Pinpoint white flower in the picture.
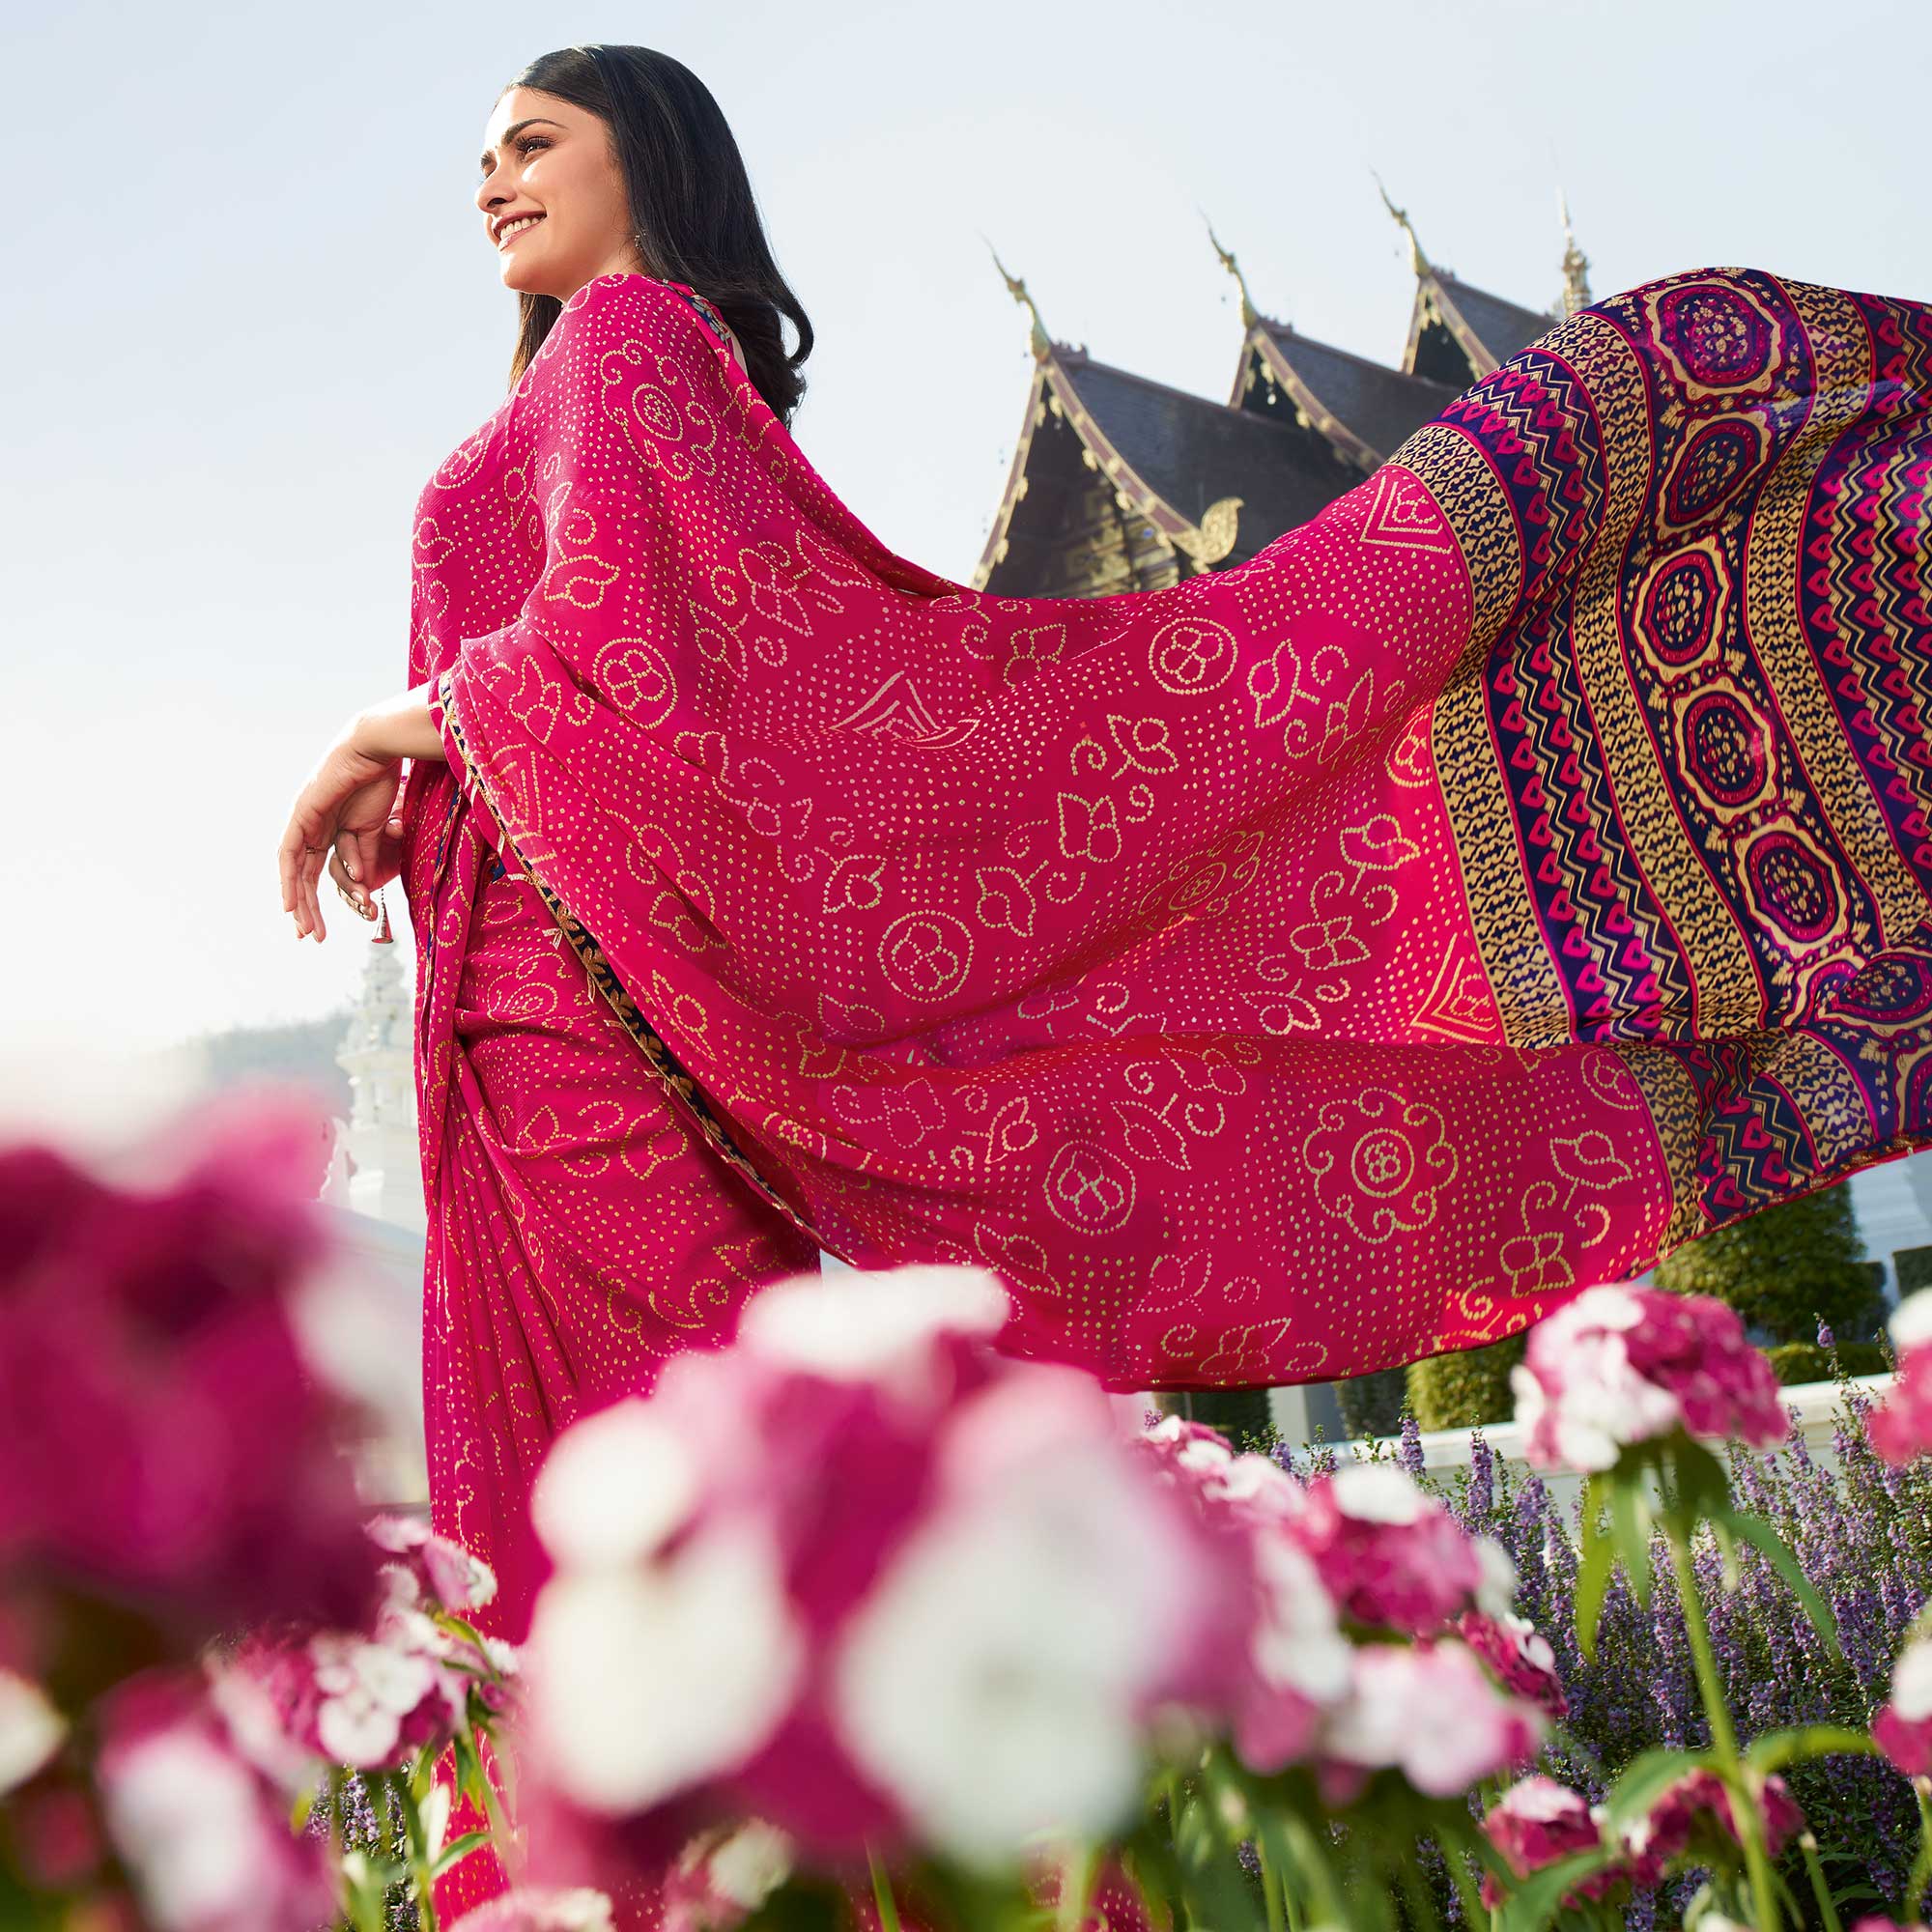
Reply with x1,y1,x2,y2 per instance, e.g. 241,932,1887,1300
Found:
450,1889,617,1932
1892,1290,1932,1356
100,1728,258,1931
1329,1461,1428,1525
1249,1529,1352,1704
1894,1635,1932,1722
528,1518,804,1814
1475,1535,1520,1619
531,1400,697,1570
736,1264,1010,1384
705,1820,795,1908
833,1432,1186,1867
1323,1641,1543,1796
0,1670,64,1795
1511,1311,1681,1473
309,1633,436,1766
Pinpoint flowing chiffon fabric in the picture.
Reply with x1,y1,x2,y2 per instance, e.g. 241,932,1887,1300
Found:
399,263,1932,1917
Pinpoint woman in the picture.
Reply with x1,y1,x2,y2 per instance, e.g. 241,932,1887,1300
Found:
282,39,1932,1689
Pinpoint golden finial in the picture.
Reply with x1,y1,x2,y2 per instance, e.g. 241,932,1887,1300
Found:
1373,172,1429,277
1203,214,1262,329
982,238,1052,360
1558,188,1593,317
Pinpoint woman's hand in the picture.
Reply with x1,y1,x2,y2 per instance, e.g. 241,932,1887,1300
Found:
278,724,402,942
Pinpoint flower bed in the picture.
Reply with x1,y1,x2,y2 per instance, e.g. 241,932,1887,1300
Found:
11,1100,1932,1932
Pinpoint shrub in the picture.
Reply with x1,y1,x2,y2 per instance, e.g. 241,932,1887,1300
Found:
1764,1338,1889,1385
1331,1364,1407,1440
1655,1179,1884,1344
1174,1385,1273,1450
1406,1331,1527,1430
1898,1243,1932,1298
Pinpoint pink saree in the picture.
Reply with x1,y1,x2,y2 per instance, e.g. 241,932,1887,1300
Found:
399,263,1932,1915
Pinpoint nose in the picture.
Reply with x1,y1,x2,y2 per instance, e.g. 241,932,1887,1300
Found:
475,162,510,221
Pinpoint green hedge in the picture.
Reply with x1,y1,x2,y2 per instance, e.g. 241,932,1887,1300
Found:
1898,1244,1932,1298
1169,1386,1274,1450
1655,1179,1883,1344
1763,1339,1890,1385
1406,1331,1528,1431
1332,1365,1407,1441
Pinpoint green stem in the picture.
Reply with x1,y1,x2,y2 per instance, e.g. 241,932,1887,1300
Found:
1666,1527,1780,1932
867,1842,902,1932
1798,1834,1842,1932
1905,1780,1932,1921
1392,1839,1442,1932
471,1734,521,1885
1254,1825,1288,1932
1055,1840,1098,1932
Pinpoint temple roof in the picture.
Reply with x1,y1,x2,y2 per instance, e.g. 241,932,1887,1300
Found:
1430,270,1556,364
1246,320,1457,468
1058,349,1341,543
974,343,1347,593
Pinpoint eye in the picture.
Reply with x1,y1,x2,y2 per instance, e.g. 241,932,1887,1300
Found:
476,134,553,183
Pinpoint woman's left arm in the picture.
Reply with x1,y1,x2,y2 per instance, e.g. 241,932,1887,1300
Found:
353,683,445,763
277,685,445,941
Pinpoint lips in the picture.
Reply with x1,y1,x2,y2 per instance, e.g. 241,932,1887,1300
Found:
497,213,545,248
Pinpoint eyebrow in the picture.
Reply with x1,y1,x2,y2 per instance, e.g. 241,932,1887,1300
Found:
478,118,564,173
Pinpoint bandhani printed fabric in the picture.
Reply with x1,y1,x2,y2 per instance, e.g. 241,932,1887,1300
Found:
399,266,1932,1423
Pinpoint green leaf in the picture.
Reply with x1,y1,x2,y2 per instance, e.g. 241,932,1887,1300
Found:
1718,1508,1845,1659
428,1829,496,1880
1669,1438,1734,1527
1610,1473,1656,1607
1174,1778,1266,1932
1745,1724,1880,1774
1600,1746,1714,1834
1576,1474,1615,1660
1260,1805,1350,1932
1496,1846,1622,1932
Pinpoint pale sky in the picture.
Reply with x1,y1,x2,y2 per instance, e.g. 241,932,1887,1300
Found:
5,0,1929,1118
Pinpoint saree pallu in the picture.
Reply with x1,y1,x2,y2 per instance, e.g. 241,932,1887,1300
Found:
403,264,1932,1413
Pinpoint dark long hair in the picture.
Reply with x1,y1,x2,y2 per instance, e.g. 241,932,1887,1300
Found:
498,45,813,425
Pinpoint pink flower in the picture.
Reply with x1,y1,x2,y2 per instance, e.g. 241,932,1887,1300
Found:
1288,1463,1516,1637
1512,1285,1787,1472
1866,1292,1932,1464
450,1891,617,1932
0,1094,379,1661
521,1264,1226,1869
1849,1920,1932,1932
1873,1634,1932,1776
368,1513,498,1615
95,1668,335,1932
1457,1609,1571,1720
1623,1767,1805,1881
1479,1776,1617,1909
1131,1417,1351,1773
1321,1640,1546,1798
213,1524,512,1779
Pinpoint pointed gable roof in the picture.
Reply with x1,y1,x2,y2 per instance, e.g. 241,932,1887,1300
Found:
974,342,1345,592
1244,320,1457,468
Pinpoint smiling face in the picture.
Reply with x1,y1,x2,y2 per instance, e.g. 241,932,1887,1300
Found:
475,86,645,298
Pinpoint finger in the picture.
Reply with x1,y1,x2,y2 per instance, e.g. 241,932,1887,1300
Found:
328,847,373,920
300,843,328,941
343,831,381,902
278,816,304,915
